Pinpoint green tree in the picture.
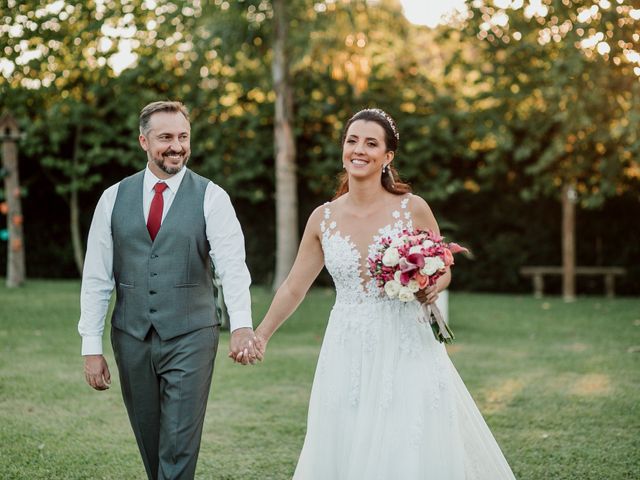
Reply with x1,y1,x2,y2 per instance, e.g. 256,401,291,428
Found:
456,0,640,204
0,1,152,273
448,0,640,298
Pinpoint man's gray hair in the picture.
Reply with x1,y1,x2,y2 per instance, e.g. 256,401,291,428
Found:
139,101,190,135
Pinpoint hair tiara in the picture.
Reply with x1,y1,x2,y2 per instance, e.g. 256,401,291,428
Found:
357,108,399,142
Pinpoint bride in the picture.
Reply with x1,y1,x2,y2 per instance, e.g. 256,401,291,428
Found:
244,108,516,479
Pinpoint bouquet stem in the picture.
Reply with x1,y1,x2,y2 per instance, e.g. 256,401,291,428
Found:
423,303,454,344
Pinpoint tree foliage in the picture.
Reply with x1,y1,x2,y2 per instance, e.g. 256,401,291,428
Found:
451,0,640,207
0,0,638,293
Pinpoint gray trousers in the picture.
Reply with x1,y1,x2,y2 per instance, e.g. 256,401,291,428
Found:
111,325,219,480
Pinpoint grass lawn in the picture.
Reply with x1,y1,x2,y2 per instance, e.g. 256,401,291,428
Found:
0,280,638,479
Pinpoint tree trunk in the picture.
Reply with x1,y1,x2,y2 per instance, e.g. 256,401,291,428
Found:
2,135,25,287
271,0,298,291
70,124,84,275
562,183,576,302
70,183,84,275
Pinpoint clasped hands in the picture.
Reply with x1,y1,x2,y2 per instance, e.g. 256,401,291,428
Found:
228,327,267,365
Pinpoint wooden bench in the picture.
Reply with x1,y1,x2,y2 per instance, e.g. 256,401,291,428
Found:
519,266,627,298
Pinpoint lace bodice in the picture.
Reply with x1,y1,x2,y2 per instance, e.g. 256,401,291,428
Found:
320,195,413,305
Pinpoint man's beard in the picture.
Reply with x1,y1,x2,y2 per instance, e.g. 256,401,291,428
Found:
152,150,189,175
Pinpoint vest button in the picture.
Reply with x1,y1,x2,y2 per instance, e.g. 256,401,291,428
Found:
151,254,159,258
150,308,157,313
149,290,156,295
150,272,158,277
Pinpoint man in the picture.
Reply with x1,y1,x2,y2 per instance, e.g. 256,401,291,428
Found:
78,100,258,479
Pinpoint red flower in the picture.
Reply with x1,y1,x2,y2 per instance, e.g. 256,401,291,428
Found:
398,253,425,285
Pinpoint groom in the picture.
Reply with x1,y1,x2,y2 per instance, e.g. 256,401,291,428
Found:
78,100,258,479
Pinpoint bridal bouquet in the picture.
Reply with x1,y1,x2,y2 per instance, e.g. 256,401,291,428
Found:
368,228,468,344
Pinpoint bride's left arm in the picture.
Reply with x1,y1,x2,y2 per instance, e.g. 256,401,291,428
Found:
410,194,452,300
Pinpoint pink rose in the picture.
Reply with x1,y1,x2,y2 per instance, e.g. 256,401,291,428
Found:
443,249,454,267
415,273,429,289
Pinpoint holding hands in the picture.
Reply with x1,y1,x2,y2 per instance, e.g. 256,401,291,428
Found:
228,327,267,365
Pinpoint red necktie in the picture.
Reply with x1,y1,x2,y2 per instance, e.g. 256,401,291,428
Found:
147,182,168,241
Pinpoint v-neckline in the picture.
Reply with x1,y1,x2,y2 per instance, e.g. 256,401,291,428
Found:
321,195,412,293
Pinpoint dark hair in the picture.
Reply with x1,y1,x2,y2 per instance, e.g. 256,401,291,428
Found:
139,101,190,135
334,108,411,198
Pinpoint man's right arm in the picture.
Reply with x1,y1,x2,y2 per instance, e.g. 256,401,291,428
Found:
78,185,118,356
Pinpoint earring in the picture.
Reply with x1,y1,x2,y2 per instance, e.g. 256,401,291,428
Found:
385,164,395,184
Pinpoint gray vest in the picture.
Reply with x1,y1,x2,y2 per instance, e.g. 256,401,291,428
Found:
110,169,218,341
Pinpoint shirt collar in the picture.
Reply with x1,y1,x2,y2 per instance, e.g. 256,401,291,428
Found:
144,164,188,194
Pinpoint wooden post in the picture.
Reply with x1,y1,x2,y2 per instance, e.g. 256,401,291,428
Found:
533,273,544,298
604,274,615,299
562,184,576,302
0,112,25,287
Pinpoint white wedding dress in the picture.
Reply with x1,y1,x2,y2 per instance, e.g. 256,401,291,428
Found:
293,196,516,479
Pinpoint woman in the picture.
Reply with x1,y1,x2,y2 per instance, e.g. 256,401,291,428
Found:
245,108,516,479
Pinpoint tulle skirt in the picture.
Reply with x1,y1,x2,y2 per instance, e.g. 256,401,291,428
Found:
293,300,516,480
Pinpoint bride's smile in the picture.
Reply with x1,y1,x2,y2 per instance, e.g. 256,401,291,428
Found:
342,119,394,179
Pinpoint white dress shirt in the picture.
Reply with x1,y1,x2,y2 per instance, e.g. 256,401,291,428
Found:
78,166,252,355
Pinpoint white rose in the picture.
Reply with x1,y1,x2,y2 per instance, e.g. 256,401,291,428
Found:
382,247,400,267
421,256,445,276
394,270,403,283
390,237,404,248
407,279,420,293
384,280,401,298
398,286,415,302
409,245,422,255
422,239,434,248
